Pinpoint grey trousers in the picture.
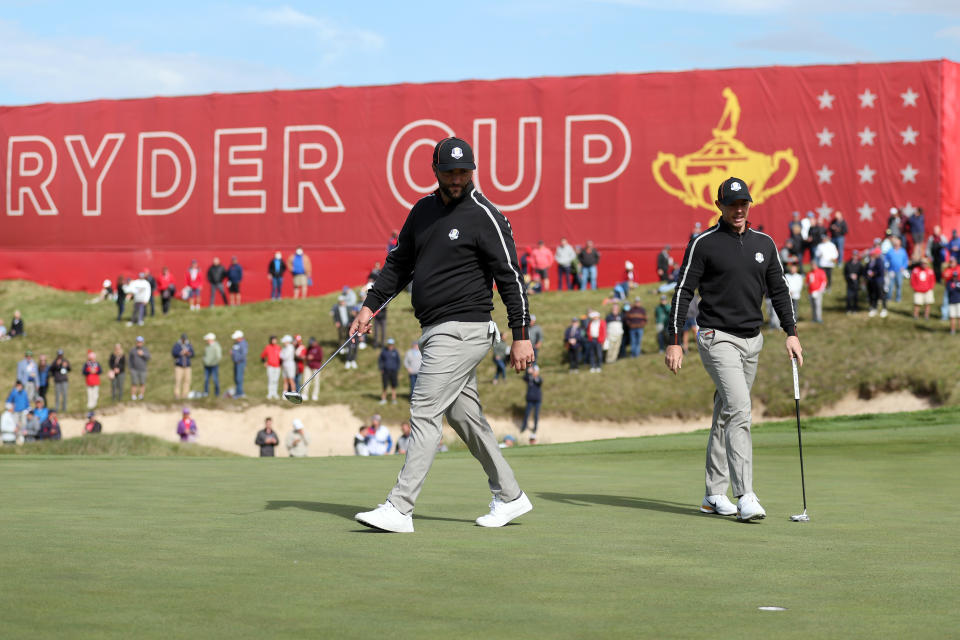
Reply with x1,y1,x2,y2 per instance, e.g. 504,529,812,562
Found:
387,321,521,515
697,328,763,498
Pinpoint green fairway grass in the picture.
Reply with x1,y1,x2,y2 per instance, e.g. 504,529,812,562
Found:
1,410,957,638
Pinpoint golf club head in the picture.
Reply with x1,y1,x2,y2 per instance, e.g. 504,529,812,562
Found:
283,391,304,405
790,512,810,522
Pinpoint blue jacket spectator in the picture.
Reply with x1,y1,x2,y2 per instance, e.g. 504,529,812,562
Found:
378,346,401,372
172,336,194,367
6,382,30,412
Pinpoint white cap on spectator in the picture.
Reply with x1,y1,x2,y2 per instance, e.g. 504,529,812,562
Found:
292,419,304,430
203,332,216,341
231,330,244,340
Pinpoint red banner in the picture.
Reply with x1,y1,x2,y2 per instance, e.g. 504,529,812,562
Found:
0,60,953,299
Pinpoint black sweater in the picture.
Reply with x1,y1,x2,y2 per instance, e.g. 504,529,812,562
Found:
363,184,530,340
667,219,797,343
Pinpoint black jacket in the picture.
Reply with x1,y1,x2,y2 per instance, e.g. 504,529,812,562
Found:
668,219,796,343
363,184,530,340
207,264,226,285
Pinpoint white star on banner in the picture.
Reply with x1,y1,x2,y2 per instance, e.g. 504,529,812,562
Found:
900,125,919,145
857,164,877,184
901,88,919,107
857,202,875,222
901,202,918,217
858,88,877,108
816,127,835,146
816,164,835,184
815,202,834,218
858,126,877,146
901,164,919,183
817,90,835,109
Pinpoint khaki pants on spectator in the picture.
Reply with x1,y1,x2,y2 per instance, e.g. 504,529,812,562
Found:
174,366,192,399
86,385,99,410
303,366,320,401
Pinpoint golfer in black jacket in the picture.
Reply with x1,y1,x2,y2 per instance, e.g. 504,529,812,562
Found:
665,177,803,522
352,137,535,533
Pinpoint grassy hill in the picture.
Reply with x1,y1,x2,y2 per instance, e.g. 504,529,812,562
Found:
1,278,958,424
0,410,956,638
0,432,236,457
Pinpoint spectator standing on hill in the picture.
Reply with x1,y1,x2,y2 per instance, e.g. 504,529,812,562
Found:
844,251,864,313
9,309,24,338
227,256,243,305
129,336,150,401
279,335,296,395
1,403,18,446
521,364,543,439
528,315,544,364
51,350,70,413
108,343,126,402
654,294,671,353
293,335,307,390
829,211,848,264
885,237,909,303
563,316,582,371
785,260,804,321
35,354,50,403
177,408,197,443
332,298,358,369
286,419,310,457
624,299,647,357
949,230,960,262
288,247,312,299
157,267,176,315
604,304,624,364
805,262,827,323
530,240,554,291
32,397,48,426
16,350,38,401
372,304,388,349
578,240,600,290
115,277,129,321
944,257,960,334
378,338,401,405
814,235,839,290
172,334,195,400
84,411,102,435
585,310,606,372
6,381,29,425
555,238,577,290
127,273,151,326
866,248,888,318
207,257,229,307
230,330,248,398
255,417,279,457
909,208,925,259
665,176,802,522
303,337,323,402
82,351,102,410
656,246,675,282
927,225,947,282
910,257,936,320
403,341,421,399
22,408,40,443
185,260,203,311
267,251,286,300
492,337,509,384
202,333,222,397
38,409,61,440
261,336,282,399
144,268,157,317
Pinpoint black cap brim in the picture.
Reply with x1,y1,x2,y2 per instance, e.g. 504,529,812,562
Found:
435,161,476,171
719,193,753,206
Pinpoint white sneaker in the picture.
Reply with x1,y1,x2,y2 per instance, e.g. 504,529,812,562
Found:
880,309,888,318
737,493,767,521
378,398,387,405
476,491,533,527
700,494,737,516
355,502,414,533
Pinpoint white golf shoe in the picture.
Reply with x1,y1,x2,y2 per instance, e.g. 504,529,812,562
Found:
355,502,414,533
737,493,767,521
700,494,737,516
476,492,533,527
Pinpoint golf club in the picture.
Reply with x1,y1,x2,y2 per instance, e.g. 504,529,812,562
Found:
283,289,402,404
790,356,810,522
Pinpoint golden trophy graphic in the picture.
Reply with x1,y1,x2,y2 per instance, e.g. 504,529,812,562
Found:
652,88,798,220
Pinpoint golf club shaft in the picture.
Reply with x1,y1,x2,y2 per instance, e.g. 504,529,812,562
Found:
792,357,808,512
294,289,401,395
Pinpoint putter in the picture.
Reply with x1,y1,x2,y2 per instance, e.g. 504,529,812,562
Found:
790,356,810,522
283,290,402,404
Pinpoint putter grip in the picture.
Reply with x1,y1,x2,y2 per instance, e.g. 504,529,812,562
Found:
791,357,800,400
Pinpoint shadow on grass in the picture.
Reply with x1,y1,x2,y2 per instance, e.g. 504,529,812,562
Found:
264,500,474,524
536,492,704,518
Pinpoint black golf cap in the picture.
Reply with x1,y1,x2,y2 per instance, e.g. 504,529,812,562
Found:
717,177,753,206
433,137,476,171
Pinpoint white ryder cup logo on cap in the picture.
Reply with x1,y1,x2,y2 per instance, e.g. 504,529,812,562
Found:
450,147,464,160
730,181,742,192
755,252,764,263
448,228,460,240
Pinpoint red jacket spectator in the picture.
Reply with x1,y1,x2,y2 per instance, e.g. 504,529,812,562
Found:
910,264,935,293
157,269,175,292
82,355,102,386
530,245,555,271
260,343,281,367
805,267,827,294
185,266,203,289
